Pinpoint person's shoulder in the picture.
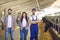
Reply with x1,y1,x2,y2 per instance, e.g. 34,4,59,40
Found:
29,15,32,20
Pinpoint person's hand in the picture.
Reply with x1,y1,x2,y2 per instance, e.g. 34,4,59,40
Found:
33,21,36,24
14,25,16,31
33,21,38,24
3,24,6,30
20,27,23,30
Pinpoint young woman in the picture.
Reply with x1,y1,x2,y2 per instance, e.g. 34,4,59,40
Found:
18,12,29,40
29,8,40,40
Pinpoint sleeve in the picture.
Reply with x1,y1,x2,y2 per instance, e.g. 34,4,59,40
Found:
4,16,6,24
18,18,21,27
13,16,16,24
18,18,22,27
37,15,42,20
29,16,32,20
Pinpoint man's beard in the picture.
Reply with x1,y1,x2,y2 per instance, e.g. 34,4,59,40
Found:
32,13,35,15
8,13,11,15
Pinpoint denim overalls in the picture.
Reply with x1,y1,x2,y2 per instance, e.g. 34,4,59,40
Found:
30,16,38,40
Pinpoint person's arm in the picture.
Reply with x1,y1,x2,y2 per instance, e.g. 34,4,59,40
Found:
35,20,39,23
12,16,16,30
3,17,6,30
18,18,21,27
29,19,38,24
35,15,43,23
3,23,6,30
29,16,40,24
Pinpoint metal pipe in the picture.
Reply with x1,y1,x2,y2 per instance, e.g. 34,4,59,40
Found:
35,0,40,10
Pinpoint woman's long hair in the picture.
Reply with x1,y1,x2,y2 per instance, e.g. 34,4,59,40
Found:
20,12,28,23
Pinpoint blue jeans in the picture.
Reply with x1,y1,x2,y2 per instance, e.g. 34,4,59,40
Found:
20,27,28,40
5,28,14,40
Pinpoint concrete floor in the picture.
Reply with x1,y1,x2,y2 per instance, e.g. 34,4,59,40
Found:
0,22,53,40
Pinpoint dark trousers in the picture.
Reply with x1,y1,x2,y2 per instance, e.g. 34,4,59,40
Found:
30,24,38,40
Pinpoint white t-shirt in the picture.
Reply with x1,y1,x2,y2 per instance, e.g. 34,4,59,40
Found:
29,15,39,21
7,15,12,28
22,18,27,27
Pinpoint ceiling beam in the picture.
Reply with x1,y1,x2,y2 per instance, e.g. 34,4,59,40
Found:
0,0,32,11
0,0,16,5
